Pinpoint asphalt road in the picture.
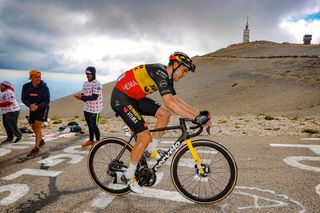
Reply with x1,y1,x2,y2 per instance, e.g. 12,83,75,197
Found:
0,133,319,213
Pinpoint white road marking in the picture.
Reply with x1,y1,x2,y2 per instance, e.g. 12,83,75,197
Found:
0,184,29,206
91,185,307,211
2,142,34,150
38,154,83,167
64,145,89,155
271,143,320,202
42,137,58,141
236,191,288,209
224,186,307,213
0,148,11,157
2,169,62,180
160,141,175,144
316,184,320,196
301,138,320,141
154,172,164,186
90,192,115,209
283,156,320,172
270,144,320,155
132,188,192,203
90,171,165,209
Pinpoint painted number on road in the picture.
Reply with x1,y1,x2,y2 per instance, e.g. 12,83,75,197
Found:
0,184,29,206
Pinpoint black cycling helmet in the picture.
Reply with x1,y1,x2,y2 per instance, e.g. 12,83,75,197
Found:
169,51,196,72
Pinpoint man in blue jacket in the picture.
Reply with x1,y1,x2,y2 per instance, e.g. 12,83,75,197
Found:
22,70,50,157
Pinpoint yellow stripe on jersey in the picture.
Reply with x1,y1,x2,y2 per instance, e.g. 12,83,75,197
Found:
133,65,158,94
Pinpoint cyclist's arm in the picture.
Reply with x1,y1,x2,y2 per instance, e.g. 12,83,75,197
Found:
162,94,197,120
163,94,213,127
172,95,199,116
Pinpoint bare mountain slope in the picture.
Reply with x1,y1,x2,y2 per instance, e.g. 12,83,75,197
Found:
49,41,320,118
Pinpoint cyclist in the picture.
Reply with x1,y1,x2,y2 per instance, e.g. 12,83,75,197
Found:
110,51,212,193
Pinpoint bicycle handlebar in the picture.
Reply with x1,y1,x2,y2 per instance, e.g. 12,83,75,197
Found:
147,117,212,138
181,118,211,138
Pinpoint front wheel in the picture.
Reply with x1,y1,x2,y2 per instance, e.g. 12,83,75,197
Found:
171,139,238,204
88,137,132,195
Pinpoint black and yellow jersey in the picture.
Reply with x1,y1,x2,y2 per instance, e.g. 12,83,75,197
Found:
115,64,176,100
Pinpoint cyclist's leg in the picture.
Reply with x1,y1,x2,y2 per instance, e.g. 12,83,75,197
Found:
154,106,171,137
110,88,150,193
138,98,171,157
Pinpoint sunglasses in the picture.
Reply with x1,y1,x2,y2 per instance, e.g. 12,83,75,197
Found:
182,63,196,72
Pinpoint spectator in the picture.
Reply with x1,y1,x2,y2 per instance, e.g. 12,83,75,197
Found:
0,81,22,143
22,70,50,157
74,66,103,148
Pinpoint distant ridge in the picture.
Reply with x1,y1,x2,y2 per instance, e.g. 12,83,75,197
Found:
205,40,320,58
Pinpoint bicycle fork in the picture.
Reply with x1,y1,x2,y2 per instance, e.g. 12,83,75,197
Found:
185,139,205,175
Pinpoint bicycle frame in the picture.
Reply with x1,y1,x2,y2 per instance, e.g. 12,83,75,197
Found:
124,118,206,174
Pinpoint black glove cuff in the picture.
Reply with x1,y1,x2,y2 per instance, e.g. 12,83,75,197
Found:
200,110,209,116
195,114,210,125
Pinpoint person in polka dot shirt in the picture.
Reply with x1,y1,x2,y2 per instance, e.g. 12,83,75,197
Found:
0,81,22,143
74,66,103,148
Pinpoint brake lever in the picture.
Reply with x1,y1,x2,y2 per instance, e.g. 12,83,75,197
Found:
206,127,211,135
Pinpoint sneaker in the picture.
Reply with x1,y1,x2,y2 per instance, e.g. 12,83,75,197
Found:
27,147,39,157
1,138,13,144
129,178,144,194
81,140,94,148
14,137,22,143
39,139,45,148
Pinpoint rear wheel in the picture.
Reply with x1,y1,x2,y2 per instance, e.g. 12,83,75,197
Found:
88,137,132,195
171,139,237,204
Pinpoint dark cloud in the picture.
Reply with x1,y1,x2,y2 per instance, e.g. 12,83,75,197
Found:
0,0,318,75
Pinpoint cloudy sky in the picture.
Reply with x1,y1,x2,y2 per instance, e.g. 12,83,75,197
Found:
0,0,319,81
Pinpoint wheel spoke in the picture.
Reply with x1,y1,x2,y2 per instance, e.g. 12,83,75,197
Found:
172,140,237,203
88,139,131,194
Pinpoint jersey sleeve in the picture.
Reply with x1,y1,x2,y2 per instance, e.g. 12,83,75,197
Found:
147,64,176,96
92,80,102,95
4,90,15,102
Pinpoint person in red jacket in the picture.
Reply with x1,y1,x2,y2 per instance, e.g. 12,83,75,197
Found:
0,81,22,143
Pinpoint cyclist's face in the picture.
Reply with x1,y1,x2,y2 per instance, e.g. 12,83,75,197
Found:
173,65,189,81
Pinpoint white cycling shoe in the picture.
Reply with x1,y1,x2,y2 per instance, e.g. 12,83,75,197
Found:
129,179,144,194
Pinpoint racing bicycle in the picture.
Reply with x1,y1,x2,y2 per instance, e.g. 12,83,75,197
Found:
88,117,238,204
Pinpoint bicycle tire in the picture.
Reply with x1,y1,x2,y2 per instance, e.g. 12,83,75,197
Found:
170,139,238,204
88,137,132,195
